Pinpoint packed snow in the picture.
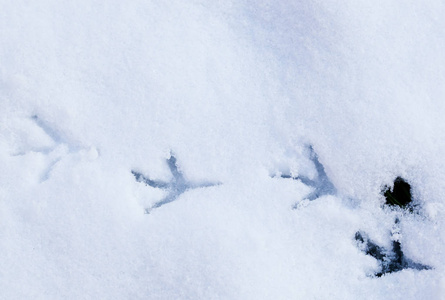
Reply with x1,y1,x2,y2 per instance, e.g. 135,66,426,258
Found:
1,1,445,299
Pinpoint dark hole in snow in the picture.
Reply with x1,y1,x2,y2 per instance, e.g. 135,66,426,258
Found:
383,177,412,209
355,219,432,277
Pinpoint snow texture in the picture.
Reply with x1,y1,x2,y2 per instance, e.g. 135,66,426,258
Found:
1,0,445,299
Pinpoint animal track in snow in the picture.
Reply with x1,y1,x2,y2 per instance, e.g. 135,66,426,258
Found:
355,178,431,277
13,115,97,182
355,218,431,277
274,145,337,202
132,154,220,213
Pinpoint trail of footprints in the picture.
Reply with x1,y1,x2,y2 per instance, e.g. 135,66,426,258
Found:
10,116,433,277
133,146,432,277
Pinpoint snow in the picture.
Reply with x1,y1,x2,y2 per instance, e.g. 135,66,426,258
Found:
1,0,445,299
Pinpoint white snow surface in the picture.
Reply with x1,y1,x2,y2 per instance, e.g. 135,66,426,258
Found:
1,1,445,299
